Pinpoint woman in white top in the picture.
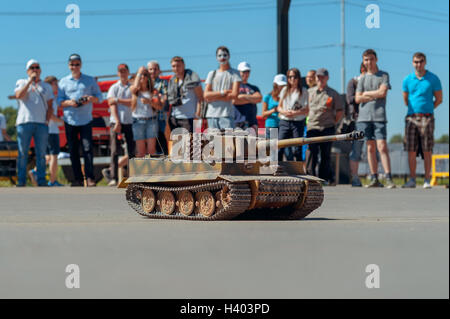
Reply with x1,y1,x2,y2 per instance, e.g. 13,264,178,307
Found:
276,68,309,161
131,67,162,157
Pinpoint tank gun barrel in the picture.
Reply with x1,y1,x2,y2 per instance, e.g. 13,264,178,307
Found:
258,130,365,150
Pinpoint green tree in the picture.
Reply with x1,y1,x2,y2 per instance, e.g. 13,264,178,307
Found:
0,106,18,140
389,134,403,144
436,134,449,144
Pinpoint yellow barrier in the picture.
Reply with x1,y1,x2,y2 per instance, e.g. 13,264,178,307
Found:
431,154,449,186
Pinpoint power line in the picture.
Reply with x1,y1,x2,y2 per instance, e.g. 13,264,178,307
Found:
0,1,338,16
359,0,449,18
347,44,449,57
347,1,449,24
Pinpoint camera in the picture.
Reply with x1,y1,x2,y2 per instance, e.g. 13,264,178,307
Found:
76,96,88,107
171,97,183,107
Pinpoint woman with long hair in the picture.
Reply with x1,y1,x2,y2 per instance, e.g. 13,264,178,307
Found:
276,68,309,161
131,66,163,157
262,74,287,139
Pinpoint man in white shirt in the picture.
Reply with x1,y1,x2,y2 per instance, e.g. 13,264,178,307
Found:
14,59,53,187
102,63,135,186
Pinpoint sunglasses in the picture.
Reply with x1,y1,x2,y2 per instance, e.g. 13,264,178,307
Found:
288,75,298,79
29,66,40,70
70,63,81,67
413,60,425,64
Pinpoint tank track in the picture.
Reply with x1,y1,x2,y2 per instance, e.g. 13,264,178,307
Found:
126,179,324,221
237,180,324,220
125,180,251,220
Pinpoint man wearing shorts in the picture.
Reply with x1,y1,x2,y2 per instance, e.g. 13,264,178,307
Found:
401,52,443,189
355,49,395,188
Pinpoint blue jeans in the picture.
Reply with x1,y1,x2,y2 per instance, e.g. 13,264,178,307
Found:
278,119,305,161
207,117,234,130
17,123,49,185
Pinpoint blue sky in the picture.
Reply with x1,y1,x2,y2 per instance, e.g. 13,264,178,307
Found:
0,0,448,139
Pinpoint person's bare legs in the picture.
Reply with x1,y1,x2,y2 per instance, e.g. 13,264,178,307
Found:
48,154,58,183
376,139,391,175
146,138,156,155
423,151,432,180
135,140,146,158
366,140,378,175
118,155,128,169
408,151,417,178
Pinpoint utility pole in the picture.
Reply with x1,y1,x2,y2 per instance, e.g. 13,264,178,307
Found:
341,0,345,93
277,0,291,75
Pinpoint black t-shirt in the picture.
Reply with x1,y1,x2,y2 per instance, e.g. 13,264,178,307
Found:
234,83,260,127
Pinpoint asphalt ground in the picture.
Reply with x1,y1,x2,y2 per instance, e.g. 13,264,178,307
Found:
0,185,448,299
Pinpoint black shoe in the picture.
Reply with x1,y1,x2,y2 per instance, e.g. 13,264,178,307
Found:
71,180,84,187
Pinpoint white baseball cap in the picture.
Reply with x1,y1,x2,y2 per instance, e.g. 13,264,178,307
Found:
273,74,287,86
237,61,251,72
26,59,39,70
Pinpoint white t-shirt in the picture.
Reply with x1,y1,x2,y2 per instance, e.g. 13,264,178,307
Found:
107,81,133,124
132,91,154,118
0,113,6,142
278,86,308,121
14,79,53,125
205,68,241,118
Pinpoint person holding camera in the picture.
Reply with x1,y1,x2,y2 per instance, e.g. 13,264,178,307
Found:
276,68,309,162
147,61,169,155
167,56,203,132
130,67,163,157
57,54,102,187
14,59,54,187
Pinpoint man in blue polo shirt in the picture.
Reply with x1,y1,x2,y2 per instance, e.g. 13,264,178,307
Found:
401,52,443,189
58,54,102,187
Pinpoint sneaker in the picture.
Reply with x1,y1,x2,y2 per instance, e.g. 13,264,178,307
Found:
28,169,38,186
423,179,432,189
366,179,384,188
402,179,416,188
48,181,64,187
351,176,362,187
108,180,117,187
385,178,396,189
102,168,112,183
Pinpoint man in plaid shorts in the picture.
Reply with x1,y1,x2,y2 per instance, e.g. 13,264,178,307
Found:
401,52,443,189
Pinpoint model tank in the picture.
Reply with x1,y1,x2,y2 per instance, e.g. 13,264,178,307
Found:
119,130,364,220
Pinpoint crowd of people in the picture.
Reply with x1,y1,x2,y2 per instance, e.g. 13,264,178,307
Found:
2,46,442,188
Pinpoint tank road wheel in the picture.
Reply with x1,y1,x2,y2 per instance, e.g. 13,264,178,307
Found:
157,191,176,215
142,189,156,213
195,191,215,217
176,190,195,216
